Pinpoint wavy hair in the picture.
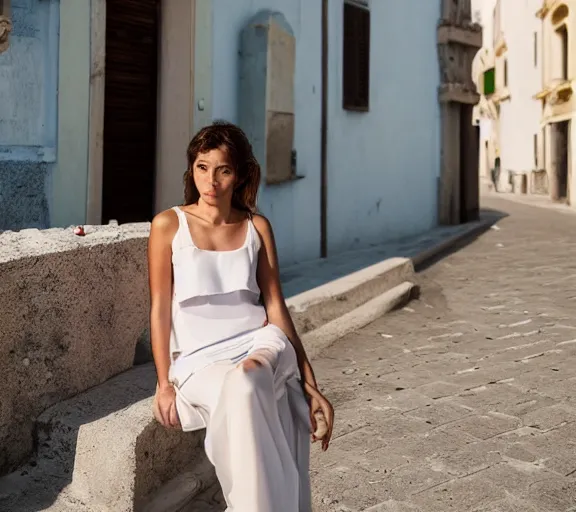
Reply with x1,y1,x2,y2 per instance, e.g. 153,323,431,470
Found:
184,121,261,215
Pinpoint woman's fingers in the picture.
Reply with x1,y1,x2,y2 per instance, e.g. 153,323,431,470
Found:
319,400,334,451
168,400,180,428
309,403,318,440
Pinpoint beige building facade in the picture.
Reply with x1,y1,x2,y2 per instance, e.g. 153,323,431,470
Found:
536,0,576,206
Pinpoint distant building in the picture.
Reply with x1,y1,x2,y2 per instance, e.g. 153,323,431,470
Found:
536,0,576,206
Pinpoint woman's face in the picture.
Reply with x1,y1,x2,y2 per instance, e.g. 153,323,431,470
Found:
192,146,237,207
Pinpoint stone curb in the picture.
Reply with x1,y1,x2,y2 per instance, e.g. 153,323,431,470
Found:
411,218,494,269
287,257,415,335
302,281,415,359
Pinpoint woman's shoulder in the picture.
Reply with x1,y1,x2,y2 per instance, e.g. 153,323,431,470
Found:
251,214,272,235
150,207,179,236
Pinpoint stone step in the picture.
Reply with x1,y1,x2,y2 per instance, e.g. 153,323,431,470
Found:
287,257,415,334
0,364,217,512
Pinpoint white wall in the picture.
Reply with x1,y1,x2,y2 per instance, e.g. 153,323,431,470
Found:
498,0,542,175
326,0,440,253
472,0,497,49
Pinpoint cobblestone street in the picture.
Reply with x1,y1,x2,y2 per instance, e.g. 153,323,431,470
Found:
310,196,576,512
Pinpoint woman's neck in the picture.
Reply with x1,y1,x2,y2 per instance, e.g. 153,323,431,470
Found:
195,198,233,225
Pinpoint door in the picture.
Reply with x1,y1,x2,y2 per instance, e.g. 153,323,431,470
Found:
459,104,480,223
102,0,160,224
550,120,569,201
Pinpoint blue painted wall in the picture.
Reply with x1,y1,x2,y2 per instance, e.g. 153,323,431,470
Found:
211,0,441,266
0,0,59,230
326,0,441,254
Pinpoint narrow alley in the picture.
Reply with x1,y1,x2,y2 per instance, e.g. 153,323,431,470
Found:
309,196,576,512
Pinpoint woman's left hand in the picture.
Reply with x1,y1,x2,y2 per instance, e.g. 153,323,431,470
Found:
304,382,334,451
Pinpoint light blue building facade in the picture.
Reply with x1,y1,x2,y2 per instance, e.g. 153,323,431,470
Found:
1,0,442,268
211,0,441,264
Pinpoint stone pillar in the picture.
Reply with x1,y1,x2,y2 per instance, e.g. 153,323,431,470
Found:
437,0,482,224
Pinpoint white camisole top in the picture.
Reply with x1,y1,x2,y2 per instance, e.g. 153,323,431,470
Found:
169,206,267,361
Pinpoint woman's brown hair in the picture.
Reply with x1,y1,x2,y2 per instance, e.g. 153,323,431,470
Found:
184,120,261,215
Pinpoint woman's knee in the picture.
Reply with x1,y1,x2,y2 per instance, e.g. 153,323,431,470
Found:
224,364,270,400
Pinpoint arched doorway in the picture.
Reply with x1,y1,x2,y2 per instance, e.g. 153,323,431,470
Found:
102,0,160,224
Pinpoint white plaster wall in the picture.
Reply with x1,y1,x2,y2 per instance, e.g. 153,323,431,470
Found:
472,0,497,49
211,0,321,265
498,0,542,175
326,0,440,253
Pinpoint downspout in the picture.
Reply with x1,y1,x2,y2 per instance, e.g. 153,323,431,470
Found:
320,0,328,258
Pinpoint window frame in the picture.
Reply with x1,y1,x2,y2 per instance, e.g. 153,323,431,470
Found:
342,0,370,112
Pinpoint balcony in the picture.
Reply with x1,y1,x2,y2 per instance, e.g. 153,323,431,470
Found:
534,78,573,104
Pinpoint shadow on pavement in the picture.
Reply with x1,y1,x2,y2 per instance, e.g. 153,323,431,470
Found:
414,207,509,273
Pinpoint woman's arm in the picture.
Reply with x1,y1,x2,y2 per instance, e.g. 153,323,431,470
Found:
253,215,334,450
147,210,179,427
252,215,317,388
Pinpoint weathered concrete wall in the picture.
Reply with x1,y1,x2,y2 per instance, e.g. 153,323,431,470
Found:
0,223,150,475
0,160,50,230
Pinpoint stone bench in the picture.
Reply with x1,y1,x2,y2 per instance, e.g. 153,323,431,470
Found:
0,364,218,512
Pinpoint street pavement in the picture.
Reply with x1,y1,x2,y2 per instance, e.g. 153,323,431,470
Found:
310,196,576,512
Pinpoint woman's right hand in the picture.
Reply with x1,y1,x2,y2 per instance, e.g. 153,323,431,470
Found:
154,384,180,429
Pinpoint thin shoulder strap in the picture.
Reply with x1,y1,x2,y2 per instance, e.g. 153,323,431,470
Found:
249,217,262,252
172,206,194,246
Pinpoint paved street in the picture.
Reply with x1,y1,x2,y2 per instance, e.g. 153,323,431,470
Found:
310,196,576,512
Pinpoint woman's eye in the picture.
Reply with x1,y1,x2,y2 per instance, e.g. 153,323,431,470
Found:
197,165,207,172
222,169,232,175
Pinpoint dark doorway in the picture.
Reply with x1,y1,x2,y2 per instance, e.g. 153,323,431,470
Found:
102,0,160,224
459,104,480,223
551,120,569,202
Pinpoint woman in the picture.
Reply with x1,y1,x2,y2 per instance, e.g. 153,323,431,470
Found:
147,121,334,511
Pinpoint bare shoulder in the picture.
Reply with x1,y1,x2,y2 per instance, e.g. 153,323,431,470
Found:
252,214,274,239
150,208,179,240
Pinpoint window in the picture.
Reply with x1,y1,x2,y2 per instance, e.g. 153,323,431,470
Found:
534,133,538,168
557,24,568,79
542,128,546,169
342,0,370,111
534,32,538,67
503,59,508,87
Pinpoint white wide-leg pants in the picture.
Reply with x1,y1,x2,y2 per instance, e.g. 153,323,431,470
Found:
172,325,312,512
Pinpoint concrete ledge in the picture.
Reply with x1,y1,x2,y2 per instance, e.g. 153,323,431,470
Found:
287,257,415,334
0,224,151,474
0,364,216,512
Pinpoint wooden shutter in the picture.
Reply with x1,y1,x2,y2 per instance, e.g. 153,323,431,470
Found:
102,0,159,224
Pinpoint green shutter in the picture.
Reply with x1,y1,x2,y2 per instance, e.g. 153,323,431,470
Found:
484,68,495,95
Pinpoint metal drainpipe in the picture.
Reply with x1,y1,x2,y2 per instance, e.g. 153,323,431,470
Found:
320,0,328,258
